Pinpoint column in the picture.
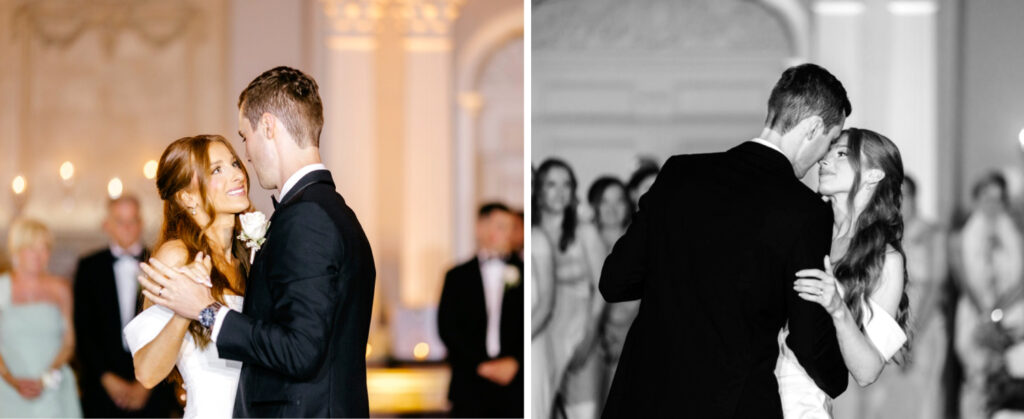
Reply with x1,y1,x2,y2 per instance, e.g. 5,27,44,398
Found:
454,91,483,262
319,0,383,253
398,0,464,308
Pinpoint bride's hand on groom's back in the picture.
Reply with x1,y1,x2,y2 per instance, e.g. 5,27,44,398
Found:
794,256,846,318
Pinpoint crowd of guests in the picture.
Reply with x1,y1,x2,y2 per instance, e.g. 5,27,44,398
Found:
532,158,659,419
532,156,1024,419
0,196,181,417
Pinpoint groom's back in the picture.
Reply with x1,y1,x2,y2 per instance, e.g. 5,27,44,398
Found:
599,142,840,418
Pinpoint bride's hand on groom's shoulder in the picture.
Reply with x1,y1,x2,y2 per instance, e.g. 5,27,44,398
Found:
794,256,846,318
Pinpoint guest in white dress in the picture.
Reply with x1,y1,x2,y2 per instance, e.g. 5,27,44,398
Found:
776,128,911,418
123,135,255,418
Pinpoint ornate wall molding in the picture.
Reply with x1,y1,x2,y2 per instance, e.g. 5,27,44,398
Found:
392,0,465,37
13,0,198,54
532,0,790,54
320,0,387,36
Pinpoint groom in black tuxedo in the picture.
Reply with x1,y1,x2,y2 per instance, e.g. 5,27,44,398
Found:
600,64,853,418
438,203,525,418
139,66,375,417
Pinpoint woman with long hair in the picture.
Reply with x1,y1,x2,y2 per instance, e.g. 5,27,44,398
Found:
0,219,82,417
776,128,911,418
123,135,255,418
534,158,606,419
586,176,637,402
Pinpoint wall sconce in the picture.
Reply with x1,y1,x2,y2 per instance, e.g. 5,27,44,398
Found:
108,177,123,199
59,161,74,184
143,160,158,180
11,176,26,195
1018,128,1024,151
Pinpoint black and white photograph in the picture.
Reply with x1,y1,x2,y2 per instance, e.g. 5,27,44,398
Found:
531,0,1024,418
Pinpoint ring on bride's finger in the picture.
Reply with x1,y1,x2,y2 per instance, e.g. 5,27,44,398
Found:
159,287,165,297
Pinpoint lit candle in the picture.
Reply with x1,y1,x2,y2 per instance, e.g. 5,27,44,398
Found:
413,342,430,360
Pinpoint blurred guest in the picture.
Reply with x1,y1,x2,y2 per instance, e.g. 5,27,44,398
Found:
73,196,176,417
838,175,949,418
625,161,660,207
534,158,605,419
438,203,524,418
586,176,637,401
953,172,1023,419
513,210,525,260
533,226,557,419
0,218,81,417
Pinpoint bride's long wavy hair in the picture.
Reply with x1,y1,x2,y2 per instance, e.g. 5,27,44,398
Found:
832,128,911,362
154,135,252,350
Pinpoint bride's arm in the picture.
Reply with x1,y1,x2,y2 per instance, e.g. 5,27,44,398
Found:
795,252,905,387
132,241,193,389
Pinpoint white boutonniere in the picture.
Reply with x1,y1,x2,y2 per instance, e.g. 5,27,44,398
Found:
238,211,270,264
503,265,520,289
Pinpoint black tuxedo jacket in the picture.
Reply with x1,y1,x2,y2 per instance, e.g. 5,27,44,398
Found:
600,142,849,418
73,248,176,418
437,256,525,418
216,169,376,418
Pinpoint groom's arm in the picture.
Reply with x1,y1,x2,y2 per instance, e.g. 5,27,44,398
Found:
599,157,678,302
784,205,849,398
214,203,344,380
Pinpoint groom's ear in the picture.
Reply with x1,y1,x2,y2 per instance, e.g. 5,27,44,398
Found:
803,116,825,142
260,113,276,140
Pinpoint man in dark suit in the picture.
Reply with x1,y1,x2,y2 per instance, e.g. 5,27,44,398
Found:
600,63,853,418
138,66,376,417
438,203,525,418
73,195,176,417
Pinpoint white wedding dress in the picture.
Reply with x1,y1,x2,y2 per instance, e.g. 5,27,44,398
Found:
775,292,907,418
124,295,244,419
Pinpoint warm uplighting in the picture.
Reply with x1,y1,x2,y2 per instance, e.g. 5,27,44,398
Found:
143,160,159,179
59,161,74,181
12,176,26,195
107,177,123,199
412,342,430,360
366,343,373,359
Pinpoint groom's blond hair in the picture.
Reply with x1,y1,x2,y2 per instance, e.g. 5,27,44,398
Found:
239,66,324,148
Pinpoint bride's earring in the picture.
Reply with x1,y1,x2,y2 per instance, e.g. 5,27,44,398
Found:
190,207,197,215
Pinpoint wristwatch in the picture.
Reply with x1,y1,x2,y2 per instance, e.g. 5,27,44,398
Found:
199,302,224,330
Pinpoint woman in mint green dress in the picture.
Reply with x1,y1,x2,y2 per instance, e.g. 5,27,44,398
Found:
0,218,81,418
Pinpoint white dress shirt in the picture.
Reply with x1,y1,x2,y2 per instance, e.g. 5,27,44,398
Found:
280,163,328,201
750,138,785,156
211,163,329,342
479,255,507,358
111,242,142,350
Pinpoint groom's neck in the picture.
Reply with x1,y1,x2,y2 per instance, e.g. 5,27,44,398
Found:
277,147,323,192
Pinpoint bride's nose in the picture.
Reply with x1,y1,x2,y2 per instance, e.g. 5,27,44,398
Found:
819,158,831,167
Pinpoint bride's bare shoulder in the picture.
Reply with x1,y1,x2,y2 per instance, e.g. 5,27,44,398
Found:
152,240,188,268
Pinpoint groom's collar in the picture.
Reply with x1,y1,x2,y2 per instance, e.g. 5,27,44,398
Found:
274,167,333,209
731,139,796,179
280,163,327,199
